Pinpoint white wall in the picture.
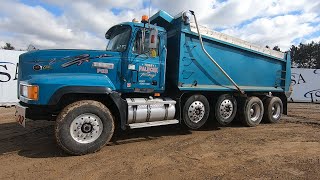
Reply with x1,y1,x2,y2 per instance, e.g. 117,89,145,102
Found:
289,68,320,103
0,50,26,106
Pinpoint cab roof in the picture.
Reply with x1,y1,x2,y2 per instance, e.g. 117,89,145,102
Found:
149,10,175,30
119,22,166,32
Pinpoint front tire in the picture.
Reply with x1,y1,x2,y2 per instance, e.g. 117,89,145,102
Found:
183,94,210,129
55,100,115,155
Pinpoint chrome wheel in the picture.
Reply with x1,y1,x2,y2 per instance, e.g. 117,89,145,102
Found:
70,113,103,144
219,99,234,119
187,101,205,123
271,103,281,119
249,103,261,122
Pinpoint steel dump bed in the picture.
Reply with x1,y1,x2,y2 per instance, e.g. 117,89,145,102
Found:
151,11,291,93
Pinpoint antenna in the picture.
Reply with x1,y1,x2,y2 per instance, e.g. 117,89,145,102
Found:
148,0,151,26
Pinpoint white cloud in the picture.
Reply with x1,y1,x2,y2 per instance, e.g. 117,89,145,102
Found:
0,0,319,51
221,13,320,50
0,1,74,41
0,41,6,48
201,0,320,28
43,0,144,10
152,0,215,19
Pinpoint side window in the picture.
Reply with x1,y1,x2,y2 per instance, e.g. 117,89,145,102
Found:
133,30,159,57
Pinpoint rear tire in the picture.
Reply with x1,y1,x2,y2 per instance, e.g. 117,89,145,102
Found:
263,97,283,123
240,96,264,127
55,100,115,155
215,94,237,126
183,94,210,129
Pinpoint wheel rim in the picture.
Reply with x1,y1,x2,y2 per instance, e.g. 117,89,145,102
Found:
187,101,205,123
70,113,103,144
272,103,281,119
249,103,261,122
219,99,233,120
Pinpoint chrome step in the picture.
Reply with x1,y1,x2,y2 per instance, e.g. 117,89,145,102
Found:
128,119,179,129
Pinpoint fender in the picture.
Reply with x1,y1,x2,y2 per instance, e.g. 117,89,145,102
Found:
109,92,128,130
49,86,128,130
48,86,113,105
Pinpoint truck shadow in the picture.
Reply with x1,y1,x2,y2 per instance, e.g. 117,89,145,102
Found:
0,117,254,158
0,120,219,158
0,121,66,158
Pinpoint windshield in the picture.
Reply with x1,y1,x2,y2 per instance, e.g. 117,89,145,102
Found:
106,25,131,52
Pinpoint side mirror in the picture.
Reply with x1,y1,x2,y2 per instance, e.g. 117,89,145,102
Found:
148,28,158,49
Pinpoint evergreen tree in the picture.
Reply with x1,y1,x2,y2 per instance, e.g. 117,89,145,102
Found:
2,43,15,50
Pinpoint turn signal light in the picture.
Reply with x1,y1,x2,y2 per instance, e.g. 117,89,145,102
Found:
20,84,39,100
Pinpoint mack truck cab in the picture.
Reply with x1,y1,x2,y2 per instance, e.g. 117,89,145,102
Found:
15,10,291,155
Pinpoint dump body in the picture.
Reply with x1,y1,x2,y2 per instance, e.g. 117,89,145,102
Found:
151,11,291,94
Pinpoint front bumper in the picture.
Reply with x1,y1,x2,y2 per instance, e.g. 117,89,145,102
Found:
17,102,56,121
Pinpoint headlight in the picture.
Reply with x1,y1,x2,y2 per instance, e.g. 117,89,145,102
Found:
20,84,39,100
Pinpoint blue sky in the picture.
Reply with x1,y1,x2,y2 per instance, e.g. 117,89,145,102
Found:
21,0,62,14
0,0,319,50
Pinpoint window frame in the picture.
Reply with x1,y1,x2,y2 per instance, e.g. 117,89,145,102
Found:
132,29,160,57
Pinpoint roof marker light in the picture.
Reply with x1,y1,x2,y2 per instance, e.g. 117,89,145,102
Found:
141,15,149,24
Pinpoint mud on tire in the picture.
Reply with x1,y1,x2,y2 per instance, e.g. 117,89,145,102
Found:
55,100,115,155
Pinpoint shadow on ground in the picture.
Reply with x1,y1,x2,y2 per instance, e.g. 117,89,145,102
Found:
0,119,223,158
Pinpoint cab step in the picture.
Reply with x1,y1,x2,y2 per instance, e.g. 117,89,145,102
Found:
128,119,179,129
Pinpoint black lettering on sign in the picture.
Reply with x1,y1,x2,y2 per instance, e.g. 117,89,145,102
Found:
314,69,320,75
0,64,11,82
13,63,19,80
291,73,306,86
304,89,320,103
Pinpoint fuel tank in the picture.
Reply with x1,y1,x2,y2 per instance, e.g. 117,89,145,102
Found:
127,98,176,124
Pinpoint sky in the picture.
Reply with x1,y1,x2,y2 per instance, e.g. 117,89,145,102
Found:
0,0,319,51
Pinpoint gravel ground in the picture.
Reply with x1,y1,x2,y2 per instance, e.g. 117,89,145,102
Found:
0,103,319,179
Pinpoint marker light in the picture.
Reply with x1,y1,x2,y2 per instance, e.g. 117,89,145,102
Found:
182,11,191,24
151,34,155,43
20,84,39,100
141,15,148,23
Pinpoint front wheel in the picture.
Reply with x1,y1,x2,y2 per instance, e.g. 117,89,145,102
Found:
55,100,115,155
183,94,210,129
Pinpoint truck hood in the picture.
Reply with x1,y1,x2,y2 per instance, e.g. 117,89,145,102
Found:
18,49,121,85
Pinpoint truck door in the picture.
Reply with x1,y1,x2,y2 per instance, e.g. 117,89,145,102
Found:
123,29,165,92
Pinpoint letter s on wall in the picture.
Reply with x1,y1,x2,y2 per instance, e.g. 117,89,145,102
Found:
0,64,11,82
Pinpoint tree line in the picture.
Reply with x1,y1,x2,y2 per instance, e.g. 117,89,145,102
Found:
2,41,320,68
290,41,320,68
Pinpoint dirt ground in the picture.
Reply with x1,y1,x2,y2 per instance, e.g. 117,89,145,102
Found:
0,103,319,179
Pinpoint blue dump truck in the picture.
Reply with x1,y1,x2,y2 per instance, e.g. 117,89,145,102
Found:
15,10,291,155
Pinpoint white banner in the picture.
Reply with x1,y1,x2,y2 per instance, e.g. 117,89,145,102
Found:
0,50,26,106
289,68,320,103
